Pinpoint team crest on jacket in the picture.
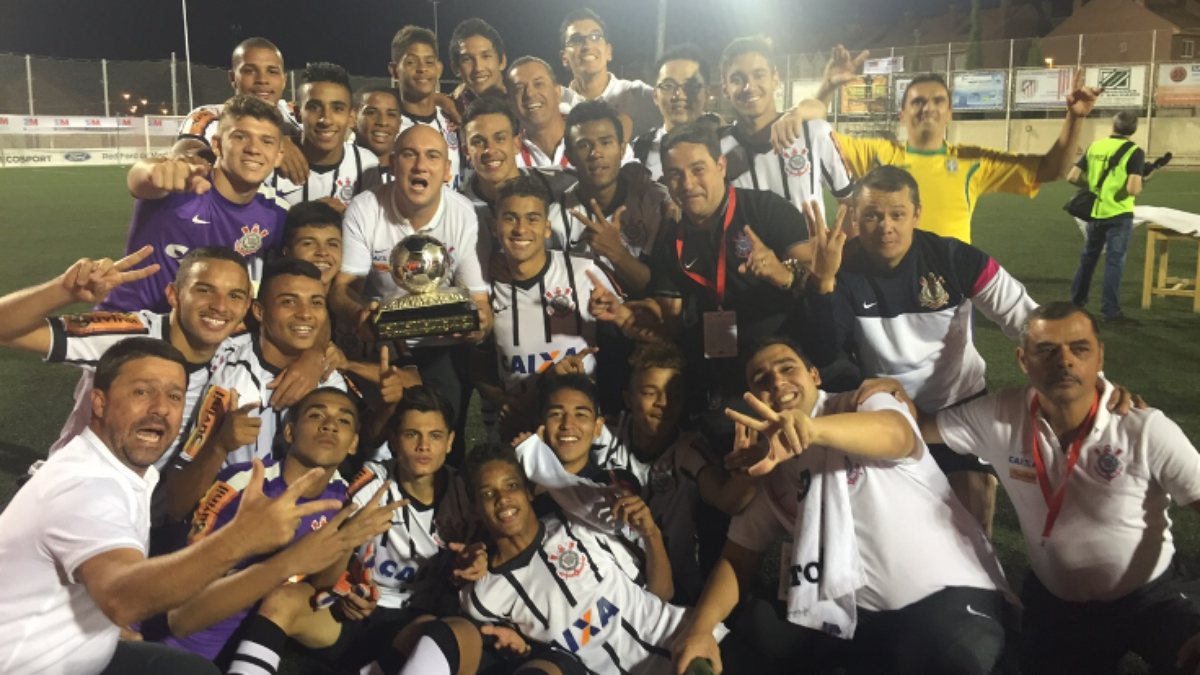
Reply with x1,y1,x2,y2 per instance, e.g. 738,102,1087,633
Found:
545,287,576,315
1093,445,1125,482
733,232,754,258
235,224,269,255
945,159,959,173
845,457,864,486
549,541,586,579
918,273,951,309
621,217,648,248
783,147,810,177
650,466,675,494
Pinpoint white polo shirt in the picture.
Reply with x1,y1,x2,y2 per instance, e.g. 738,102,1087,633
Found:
936,381,1200,602
0,428,157,674
561,74,661,139
728,392,1002,612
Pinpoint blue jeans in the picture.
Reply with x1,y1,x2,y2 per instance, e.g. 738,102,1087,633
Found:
1071,213,1134,319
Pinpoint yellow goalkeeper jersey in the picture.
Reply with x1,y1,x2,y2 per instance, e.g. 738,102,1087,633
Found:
834,134,1042,243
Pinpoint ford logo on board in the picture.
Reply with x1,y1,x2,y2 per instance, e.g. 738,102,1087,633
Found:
64,152,91,162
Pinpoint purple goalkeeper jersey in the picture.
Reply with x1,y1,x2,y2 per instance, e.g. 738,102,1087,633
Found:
98,185,287,313
160,459,348,660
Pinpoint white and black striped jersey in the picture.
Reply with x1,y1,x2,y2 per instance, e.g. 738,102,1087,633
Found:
552,179,672,276
187,338,348,467
464,514,727,675
720,118,854,219
269,143,381,207
630,127,667,181
461,167,576,267
592,414,715,604
349,461,476,611
400,108,463,191
488,251,617,394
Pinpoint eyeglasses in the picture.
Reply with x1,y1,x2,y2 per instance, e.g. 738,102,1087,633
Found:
565,32,605,48
655,79,704,97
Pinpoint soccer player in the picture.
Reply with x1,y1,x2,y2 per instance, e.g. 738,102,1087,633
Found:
447,18,508,112
164,259,348,521
459,442,725,675
508,56,572,169
105,95,289,315
0,247,251,473
800,166,1038,536
173,37,308,185
281,201,344,293
354,85,403,183
904,302,1200,674
481,176,618,417
459,96,576,248
390,26,464,190
0,338,342,674
562,99,673,295
332,124,493,456
719,36,854,218
632,43,711,180
672,337,1006,675
270,62,381,209
159,387,397,668
558,8,660,139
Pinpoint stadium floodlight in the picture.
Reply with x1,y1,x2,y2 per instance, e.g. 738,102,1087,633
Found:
122,93,130,100
1045,57,1054,67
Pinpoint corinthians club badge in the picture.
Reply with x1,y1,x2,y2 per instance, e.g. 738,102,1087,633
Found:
372,233,480,340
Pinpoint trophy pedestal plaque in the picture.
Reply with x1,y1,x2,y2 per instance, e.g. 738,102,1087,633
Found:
371,233,480,340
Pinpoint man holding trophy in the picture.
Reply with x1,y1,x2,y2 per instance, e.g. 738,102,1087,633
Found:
333,125,493,457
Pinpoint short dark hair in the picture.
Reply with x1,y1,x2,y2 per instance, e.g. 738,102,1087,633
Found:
661,120,723,164
463,96,521,137
496,174,551,216
540,372,600,416
353,85,401,110
748,336,816,371
1113,110,1139,136
283,201,342,248
449,18,506,65
1019,302,1100,346
464,442,528,499
175,246,249,289
900,73,950,108
93,337,188,392
392,25,439,64
564,99,625,149
628,342,686,376
560,8,608,46
390,384,457,434
257,258,323,301
720,36,776,78
287,386,361,431
301,62,352,99
231,37,283,70
219,94,285,134
507,55,557,87
656,43,709,84
853,165,922,210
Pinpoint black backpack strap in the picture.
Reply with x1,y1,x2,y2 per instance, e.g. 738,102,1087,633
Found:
633,130,657,165
1093,141,1135,194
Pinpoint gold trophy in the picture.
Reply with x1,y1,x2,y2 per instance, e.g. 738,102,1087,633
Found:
372,233,480,340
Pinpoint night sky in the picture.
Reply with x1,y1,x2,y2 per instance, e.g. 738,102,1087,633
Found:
0,0,1005,79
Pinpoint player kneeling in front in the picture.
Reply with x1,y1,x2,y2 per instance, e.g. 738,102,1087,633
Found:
673,337,1007,675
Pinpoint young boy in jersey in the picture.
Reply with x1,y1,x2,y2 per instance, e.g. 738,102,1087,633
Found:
158,387,398,667
673,337,1007,675
448,18,508,112
106,95,289,315
220,385,477,673
272,62,381,209
390,26,463,189
354,85,403,182
282,201,344,292
561,99,672,297
165,259,350,522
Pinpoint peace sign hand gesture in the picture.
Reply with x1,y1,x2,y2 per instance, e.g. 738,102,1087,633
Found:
571,200,627,262
60,246,161,304
724,392,819,477
1066,68,1104,118
803,200,848,294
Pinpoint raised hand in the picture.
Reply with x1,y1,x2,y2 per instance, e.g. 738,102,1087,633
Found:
553,347,599,377
147,156,211,195
803,200,848,291
587,269,628,323
449,541,489,583
509,425,546,449
281,482,406,578
1066,67,1104,118
824,45,869,90
610,491,660,539
378,345,420,405
737,225,791,288
60,246,161,304
571,200,627,262
215,389,261,455
227,459,347,556
724,422,765,473
724,392,818,476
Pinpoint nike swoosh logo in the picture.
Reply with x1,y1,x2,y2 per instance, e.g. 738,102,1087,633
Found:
965,605,993,620
277,188,302,197
863,302,878,309
191,215,210,225
684,259,699,269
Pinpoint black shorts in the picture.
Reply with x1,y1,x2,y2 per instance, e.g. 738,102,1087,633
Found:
1020,560,1200,675
307,605,427,669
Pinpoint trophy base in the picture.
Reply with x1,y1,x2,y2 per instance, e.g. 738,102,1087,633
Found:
372,290,480,340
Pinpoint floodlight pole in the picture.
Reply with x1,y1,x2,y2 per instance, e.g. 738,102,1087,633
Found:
25,54,34,116
428,0,441,43
182,0,195,112
656,0,668,61
102,58,111,118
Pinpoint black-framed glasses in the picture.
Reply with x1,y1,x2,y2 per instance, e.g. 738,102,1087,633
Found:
565,32,605,48
655,79,704,97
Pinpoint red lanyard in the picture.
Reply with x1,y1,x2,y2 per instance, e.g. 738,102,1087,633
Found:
676,187,737,306
519,138,569,168
1029,391,1100,540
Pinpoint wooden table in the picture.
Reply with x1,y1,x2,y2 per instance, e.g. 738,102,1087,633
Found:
1141,223,1200,312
